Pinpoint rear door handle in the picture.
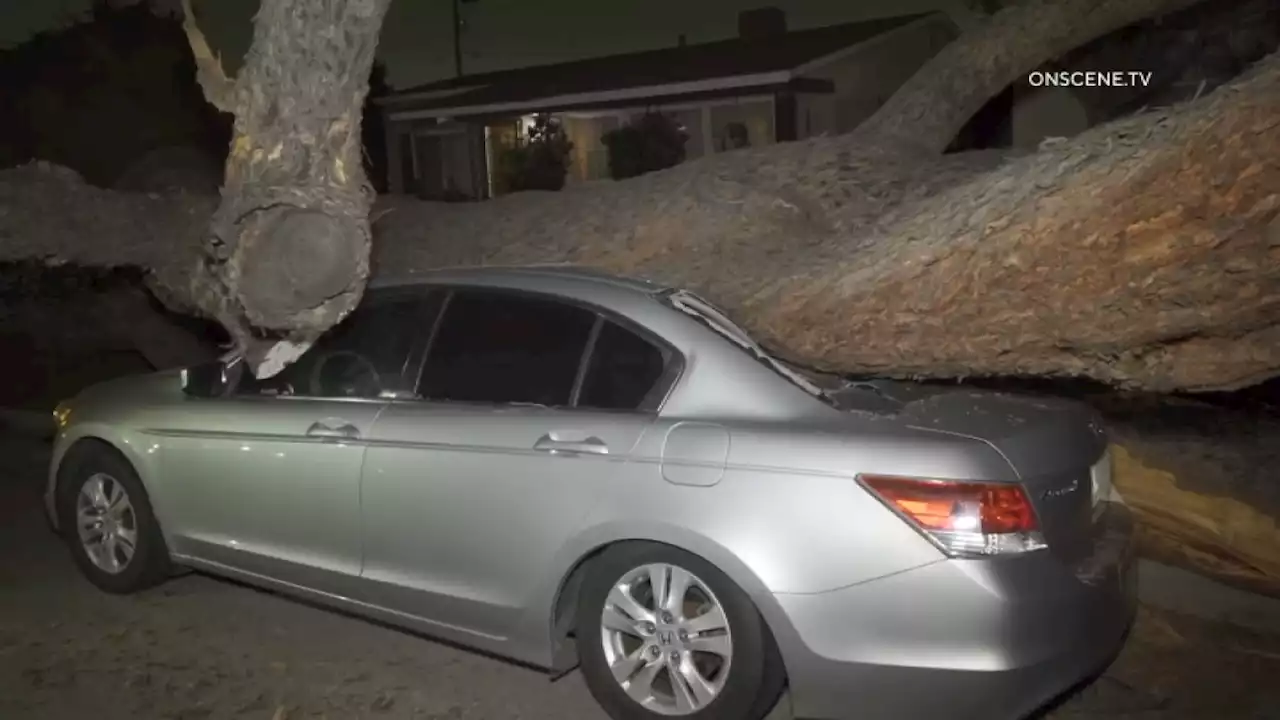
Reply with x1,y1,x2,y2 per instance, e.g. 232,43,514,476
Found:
306,420,361,440
533,434,609,456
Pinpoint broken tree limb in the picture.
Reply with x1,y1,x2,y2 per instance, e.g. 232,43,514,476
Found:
179,0,236,113
182,0,392,374
1112,442,1280,598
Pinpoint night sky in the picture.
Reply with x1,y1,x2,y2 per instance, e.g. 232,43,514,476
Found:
2,0,953,88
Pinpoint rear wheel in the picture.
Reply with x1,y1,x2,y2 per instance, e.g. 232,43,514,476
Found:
56,443,172,594
576,542,785,720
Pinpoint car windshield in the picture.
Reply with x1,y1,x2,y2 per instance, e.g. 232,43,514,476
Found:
659,289,841,401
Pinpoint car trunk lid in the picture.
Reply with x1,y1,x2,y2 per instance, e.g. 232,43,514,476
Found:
828,381,1110,562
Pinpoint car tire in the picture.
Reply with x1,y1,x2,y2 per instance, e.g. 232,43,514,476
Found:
576,542,786,720
56,442,172,594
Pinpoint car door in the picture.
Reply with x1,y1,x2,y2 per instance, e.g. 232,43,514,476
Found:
158,288,440,592
358,288,676,639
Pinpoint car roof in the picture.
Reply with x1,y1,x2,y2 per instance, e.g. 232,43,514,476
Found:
370,264,672,296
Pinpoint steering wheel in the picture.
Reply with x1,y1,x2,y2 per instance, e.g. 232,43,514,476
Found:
309,351,383,398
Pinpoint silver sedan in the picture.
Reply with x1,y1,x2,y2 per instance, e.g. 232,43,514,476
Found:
45,265,1137,720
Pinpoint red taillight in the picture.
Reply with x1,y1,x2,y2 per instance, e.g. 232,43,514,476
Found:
860,475,1046,556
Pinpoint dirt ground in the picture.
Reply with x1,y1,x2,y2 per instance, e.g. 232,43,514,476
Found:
1,430,1279,720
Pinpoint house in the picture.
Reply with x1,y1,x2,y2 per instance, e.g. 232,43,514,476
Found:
376,7,1088,199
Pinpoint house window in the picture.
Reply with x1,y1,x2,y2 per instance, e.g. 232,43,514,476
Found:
719,122,751,150
710,99,775,152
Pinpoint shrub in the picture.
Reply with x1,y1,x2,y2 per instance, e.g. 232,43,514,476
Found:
601,112,688,180
495,114,573,192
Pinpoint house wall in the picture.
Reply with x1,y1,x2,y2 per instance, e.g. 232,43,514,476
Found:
560,114,620,183
795,16,958,138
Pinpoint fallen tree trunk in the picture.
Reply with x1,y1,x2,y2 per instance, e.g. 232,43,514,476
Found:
1113,442,1280,599
174,0,1264,377
11,0,1273,392
373,54,1280,394
5,50,1276,392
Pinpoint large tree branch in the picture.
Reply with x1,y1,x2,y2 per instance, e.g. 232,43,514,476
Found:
0,163,213,301
855,0,1209,153
179,0,237,113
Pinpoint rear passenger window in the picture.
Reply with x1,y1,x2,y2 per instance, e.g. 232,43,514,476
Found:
419,290,596,406
578,321,667,411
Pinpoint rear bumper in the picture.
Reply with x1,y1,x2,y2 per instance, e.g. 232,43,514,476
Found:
773,502,1137,720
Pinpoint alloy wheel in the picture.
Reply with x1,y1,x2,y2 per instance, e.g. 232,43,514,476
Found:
599,562,734,716
75,472,138,574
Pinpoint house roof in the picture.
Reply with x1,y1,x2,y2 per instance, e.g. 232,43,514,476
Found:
381,11,938,119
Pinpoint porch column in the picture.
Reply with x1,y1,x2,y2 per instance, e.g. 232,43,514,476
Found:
470,124,489,199
700,106,714,154
384,114,407,194
774,90,798,142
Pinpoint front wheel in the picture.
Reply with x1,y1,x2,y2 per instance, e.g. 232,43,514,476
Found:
576,543,785,720
56,443,172,594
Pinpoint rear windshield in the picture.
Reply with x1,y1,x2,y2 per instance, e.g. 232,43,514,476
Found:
659,289,839,402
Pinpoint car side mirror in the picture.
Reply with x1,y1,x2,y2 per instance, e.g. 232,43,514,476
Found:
181,359,241,398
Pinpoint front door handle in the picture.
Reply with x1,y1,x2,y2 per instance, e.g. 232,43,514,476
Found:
533,434,609,456
306,420,361,440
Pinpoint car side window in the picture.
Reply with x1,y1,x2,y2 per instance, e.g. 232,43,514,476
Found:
418,290,596,407
237,291,439,399
577,320,668,411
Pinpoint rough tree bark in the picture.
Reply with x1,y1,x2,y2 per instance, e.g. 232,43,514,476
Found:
178,0,391,374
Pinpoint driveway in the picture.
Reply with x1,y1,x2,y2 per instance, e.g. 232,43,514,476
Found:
1,428,1277,720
